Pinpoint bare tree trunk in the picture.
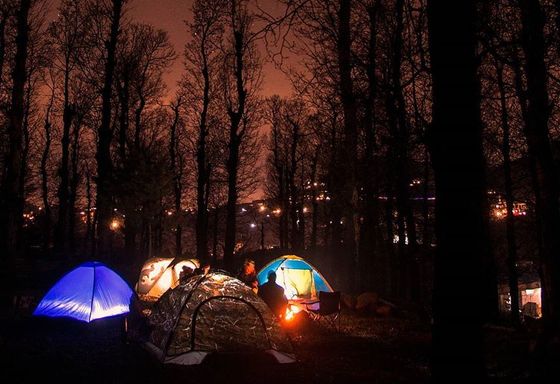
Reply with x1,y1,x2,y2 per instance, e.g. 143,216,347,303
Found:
385,187,397,296
428,0,488,380
223,1,247,271
0,6,7,87
224,133,240,270
359,1,380,292
287,117,301,250
337,0,359,291
20,72,32,232
96,0,123,258
0,0,31,278
117,75,129,163
388,0,416,299
280,166,288,248
519,0,560,373
212,206,219,265
170,99,183,258
310,152,319,250
496,60,521,327
54,55,75,254
196,44,211,261
421,147,431,246
68,117,82,255
133,95,145,149
85,171,93,257
41,86,55,253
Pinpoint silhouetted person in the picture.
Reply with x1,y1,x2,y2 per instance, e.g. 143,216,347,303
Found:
258,271,288,319
237,259,258,293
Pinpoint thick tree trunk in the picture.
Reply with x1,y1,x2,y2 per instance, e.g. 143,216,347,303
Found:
41,89,55,253
385,187,396,296
0,8,7,88
360,1,380,292
310,153,319,250
170,100,183,258
85,172,93,257
496,61,521,327
421,147,431,245
428,0,488,381
337,0,359,291
196,49,211,261
223,4,247,271
20,73,32,236
388,0,416,299
68,117,82,254
0,0,31,276
96,0,122,258
287,117,301,250
54,59,74,254
280,166,289,249
224,135,240,270
519,0,560,374
212,207,219,264
133,95,145,149
117,76,129,163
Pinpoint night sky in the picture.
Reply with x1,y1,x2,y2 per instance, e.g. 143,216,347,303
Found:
128,0,294,98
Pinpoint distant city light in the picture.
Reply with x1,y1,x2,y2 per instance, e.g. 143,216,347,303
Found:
110,220,120,231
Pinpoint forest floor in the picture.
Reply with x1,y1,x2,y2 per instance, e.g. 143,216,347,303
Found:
0,309,431,384
0,305,542,384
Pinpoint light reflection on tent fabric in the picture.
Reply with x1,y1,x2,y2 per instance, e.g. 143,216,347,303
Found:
257,255,333,301
33,262,133,323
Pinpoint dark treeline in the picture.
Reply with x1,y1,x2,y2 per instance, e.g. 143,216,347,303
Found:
2,0,560,380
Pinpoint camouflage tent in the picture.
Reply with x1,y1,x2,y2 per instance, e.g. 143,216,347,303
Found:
142,272,295,365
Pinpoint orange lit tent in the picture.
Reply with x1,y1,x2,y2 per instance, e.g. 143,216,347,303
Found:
135,257,199,300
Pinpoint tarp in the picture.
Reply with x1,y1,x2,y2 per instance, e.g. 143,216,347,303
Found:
141,272,295,365
257,255,333,300
33,261,133,322
136,257,199,300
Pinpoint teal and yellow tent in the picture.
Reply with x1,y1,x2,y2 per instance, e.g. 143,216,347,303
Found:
257,255,333,300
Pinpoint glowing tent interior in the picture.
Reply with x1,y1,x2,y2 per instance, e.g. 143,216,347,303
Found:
135,257,199,300
257,255,333,300
140,272,295,365
33,261,133,323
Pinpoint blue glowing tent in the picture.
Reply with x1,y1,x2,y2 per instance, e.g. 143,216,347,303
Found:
257,255,333,300
33,261,133,322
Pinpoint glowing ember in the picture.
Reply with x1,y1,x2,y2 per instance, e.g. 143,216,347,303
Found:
285,307,294,321
284,305,301,321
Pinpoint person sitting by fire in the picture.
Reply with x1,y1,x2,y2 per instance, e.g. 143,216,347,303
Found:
237,259,259,293
258,271,288,319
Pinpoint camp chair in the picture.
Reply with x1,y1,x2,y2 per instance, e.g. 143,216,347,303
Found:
305,291,341,331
